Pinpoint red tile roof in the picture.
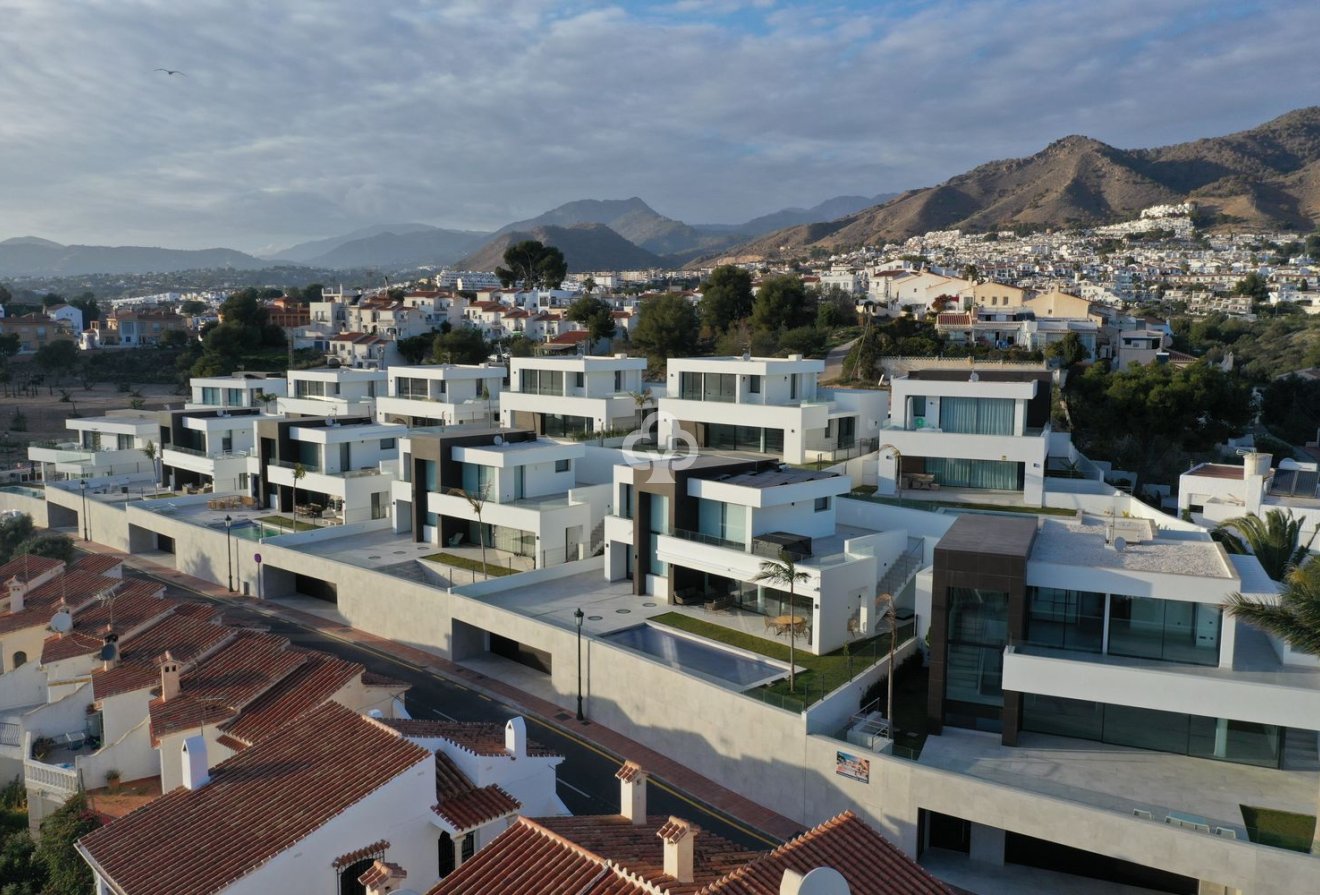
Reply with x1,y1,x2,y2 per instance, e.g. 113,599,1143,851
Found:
92,606,231,700
0,569,118,636
383,718,560,758
1186,463,1244,480
359,860,406,888
77,703,430,895
0,554,62,584
425,811,949,895
431,752,521,832
333,839,389,870
616,760,645,783
41,588,174,664
218,650,362,748
71,554,124,576
549,330,591,345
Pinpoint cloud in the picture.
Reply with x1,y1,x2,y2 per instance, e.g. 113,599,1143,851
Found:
0,0,1315,252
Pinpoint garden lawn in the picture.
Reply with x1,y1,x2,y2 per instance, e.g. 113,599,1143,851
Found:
1240,805,1316,852
423,552,519,577
255,515,317,532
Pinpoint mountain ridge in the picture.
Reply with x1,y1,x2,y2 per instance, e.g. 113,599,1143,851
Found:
456,223,664,274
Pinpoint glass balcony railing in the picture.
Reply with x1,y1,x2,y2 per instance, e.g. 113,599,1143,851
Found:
669,527,746,551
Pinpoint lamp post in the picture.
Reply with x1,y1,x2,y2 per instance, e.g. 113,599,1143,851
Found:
79,479,89,541
878,591,896,736
224,514,234,593
574,607,585,721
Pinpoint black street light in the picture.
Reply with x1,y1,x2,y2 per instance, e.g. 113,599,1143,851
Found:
79,479,89,541
574,607,585,722
224,514,234,593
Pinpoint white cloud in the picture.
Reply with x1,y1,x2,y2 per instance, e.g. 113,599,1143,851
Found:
0,0,1315,251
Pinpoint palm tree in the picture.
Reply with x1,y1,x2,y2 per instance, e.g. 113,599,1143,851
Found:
142,440,160,491
1213,508,1317,581
481,384,493,427
292,462,306,529
629,388,652,432
754,551,810,693
450,486,490,575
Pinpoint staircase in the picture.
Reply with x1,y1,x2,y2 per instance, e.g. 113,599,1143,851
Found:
877,537,925,598
588,518,607,557
1283,728,1320,771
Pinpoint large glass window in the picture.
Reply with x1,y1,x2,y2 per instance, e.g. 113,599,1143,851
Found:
1108,596,1220,666
697,498,747,547
945,587,1009,710
647,494,669,576
542,413,592,437
395,376,429,399
926,457,1021,490
1023,695,1283,768
705,424,784,454
939,397,1014,435
1025,587,1104,653
521,369,564,396
200,386,220,405
459,462,494,497
679,372,735,402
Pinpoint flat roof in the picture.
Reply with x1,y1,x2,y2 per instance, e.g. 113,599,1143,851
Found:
1031,518,1232,579
936,514,1037,556
718,467,840,488
1185,463,1244,480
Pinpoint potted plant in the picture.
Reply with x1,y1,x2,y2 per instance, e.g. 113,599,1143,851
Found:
31,736,55,762
104,769,121,794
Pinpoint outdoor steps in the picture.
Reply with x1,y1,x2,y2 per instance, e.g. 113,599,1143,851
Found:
877,537,926,598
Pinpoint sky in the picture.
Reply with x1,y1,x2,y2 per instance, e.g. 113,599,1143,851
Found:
1,0,1317,254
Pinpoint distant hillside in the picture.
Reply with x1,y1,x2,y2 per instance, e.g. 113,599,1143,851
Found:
0,238,273,277
296,227,490,270
706,194,899,236
267,223,440,263
718,107,1320,260
494,197,735,257
457,223,664,273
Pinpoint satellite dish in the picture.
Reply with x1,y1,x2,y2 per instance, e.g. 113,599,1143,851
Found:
49,610,73,634
492,435,504,445
1113,536,1127,553
99,642,119,662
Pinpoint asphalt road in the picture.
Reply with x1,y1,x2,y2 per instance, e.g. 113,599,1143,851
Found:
126,565,780,851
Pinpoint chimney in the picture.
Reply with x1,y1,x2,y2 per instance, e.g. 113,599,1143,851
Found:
504,716,526,758
159,651,181,702
657,817,696,884
779,867,850,895
6,577,25,614
181,734,208,790
101,626,119,671
616,760,647,825
359,860,407,895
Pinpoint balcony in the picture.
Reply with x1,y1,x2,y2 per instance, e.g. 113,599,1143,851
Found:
164,443,250,460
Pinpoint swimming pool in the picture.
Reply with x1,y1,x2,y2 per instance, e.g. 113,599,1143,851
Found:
602,623,789,689
221,521,282,541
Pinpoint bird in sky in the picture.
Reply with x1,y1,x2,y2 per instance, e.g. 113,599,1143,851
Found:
154,68,185,76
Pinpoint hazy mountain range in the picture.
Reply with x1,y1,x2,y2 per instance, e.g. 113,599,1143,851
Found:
4,107,1320,279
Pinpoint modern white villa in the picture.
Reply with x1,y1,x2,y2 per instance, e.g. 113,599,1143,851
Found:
278,367,386,418
1179,451,1320,541
377,363,504,428
501,355,649,438
158,406,263,493
657,356,886,465
186,371,287,410
27,411,159,482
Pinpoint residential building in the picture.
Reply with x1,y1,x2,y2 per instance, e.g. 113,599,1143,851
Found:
43,302,83,333
605,455,914,654
658,356,886,465
0,313,73,352
502,355,648,438
970,281,1029,310
377,364,504,428
187,371,287,411
396,428,610,568
264,296,311,328
108,309,189,346
328,331,395,369
878,368,1055,506
428,763,948,895
27,411,158,481
1115,327,1172,370
279,367,386,418
254,415,401,523
158,406,263,493
1179,451,1320,541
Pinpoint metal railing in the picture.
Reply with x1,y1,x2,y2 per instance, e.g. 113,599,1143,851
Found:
166,444,251,459
669,528,747,551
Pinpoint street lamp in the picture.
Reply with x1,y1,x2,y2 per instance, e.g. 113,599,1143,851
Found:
79,479,89,541
224,514,234,593
574,607,585,721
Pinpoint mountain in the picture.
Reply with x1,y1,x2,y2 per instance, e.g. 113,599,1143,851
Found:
705,194,900,236
0,238,272,277
493,197,733,257
457,223,663,273
267,223,489,269
718,107,1320,260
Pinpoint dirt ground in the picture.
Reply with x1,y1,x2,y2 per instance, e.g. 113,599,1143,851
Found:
0,378,181,466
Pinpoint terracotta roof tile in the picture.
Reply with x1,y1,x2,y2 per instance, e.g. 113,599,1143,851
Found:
359,860,406,888
1187,463,1245,480
425,818,613,895
333,839,390,870
41,589,173,664
219,650,362,747
77,703,429,895
71,554,124,576
434,784,521,832
0,555,62,584
616,760,645,783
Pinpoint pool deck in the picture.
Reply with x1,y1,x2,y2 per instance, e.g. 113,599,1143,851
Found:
468,570,667,636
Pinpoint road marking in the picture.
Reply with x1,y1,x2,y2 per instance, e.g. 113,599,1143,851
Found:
428,707,458,721
558,780,594,799
128,561,780,847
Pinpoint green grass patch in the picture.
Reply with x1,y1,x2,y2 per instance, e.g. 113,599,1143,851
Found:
142,492,181,500
422,552,519,577
255,515,317,532
842,492,1078,516
1241,805,1316,852
649,611,912,710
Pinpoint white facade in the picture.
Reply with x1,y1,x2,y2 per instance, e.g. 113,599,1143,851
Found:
377,364,504,427
279,367,385,418
28,412,159,481
188,373,287,410
262,419,403,524
501,355,648,437
161,409,263,493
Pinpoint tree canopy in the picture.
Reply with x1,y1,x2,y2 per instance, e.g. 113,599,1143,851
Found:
750,274,814,333
565,295,616,345
632,293,699,368
432,327,490,365
1213,509,1315,581
699,266,753,333
495,241,567,292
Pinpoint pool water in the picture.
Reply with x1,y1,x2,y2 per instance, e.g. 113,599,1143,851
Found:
226,522,282,541
603,623,788,689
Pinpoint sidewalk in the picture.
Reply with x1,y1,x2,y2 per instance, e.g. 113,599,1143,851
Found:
77,539,804,842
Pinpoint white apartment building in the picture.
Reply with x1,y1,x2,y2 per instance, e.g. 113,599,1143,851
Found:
502,355,648,438
279,367,386,418
158,406,264,493
396,428,611,568
1179,452,1320,542
878,369,1054,506
187,372,287,410
254,416,402,524
27,411,159,482
377,364,504,428
658,356,886,465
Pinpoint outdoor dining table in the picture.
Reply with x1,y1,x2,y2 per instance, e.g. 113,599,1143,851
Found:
771,614,807,636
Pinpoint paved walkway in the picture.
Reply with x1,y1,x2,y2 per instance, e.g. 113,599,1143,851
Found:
78,539,803,842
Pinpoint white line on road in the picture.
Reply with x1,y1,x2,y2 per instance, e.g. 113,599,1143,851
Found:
428,706,458,721
558,780,594,799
